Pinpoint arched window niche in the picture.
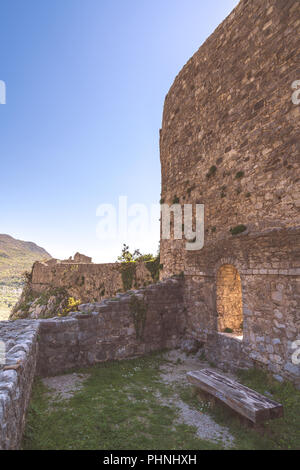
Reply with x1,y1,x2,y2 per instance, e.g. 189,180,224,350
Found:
216,264,243,340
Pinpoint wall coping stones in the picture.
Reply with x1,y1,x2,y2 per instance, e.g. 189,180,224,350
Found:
0,320,40,449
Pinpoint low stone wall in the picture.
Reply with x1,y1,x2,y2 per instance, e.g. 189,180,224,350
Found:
204,333,253,372
37,278,185,376
0,321,40,450
0,278,185,449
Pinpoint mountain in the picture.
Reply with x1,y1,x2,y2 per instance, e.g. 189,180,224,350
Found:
0,234,51,320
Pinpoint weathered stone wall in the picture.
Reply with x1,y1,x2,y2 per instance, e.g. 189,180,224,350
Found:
160,0,300,277
0,321,40,449
159,0,300,388
0,278,185,448
1,0,300,450
183,229,300,387
205,333,253,373
37,278,185,376
30,259,154,304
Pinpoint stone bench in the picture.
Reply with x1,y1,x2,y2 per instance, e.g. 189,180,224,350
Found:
187,369,283,424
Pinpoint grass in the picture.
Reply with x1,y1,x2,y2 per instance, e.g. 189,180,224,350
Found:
22,354,219,450
22,354,300,450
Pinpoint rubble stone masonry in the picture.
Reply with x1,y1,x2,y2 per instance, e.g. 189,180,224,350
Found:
160,0,300,386
29,258,154,303
0,0,300,451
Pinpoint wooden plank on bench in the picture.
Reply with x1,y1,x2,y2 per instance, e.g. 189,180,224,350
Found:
187,369,283,423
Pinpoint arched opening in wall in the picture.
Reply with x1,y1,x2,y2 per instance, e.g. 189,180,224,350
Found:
216,265,243,339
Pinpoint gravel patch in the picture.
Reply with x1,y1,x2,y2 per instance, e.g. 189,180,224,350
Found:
42,373,90,403
159,350,235,448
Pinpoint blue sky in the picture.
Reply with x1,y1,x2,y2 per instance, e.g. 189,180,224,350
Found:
0,0,239,262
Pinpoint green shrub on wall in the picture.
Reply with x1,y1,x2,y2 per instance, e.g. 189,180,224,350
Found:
206,165,217,178
120,262,137,291
230,225,247,236
145,254,162,282
129,294,148,340
117,244,161,291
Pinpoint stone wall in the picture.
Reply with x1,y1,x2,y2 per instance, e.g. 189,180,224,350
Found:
29,259,155,304
0,321,40,449
1,0,300,451
0,278,185,449
37,278,185,376
183,229,300,387
204,333,253,373
160,0,300,277
159,0,300,388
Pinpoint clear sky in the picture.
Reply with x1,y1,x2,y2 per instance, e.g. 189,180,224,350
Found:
0,0,239,262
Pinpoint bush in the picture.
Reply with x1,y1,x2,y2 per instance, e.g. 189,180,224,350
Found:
206,165,217,178
117,244,161,290
223,327,234,334
61,297,81,315
230,225,247,236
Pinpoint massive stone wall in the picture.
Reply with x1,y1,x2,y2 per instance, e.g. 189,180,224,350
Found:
160,0,300,386
0,278,185,449
160,0,300,277
29,259,154,304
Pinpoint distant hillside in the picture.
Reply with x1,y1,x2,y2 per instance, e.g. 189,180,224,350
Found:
0,234,51,320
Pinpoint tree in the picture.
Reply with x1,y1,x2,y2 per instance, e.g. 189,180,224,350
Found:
117,244,154,263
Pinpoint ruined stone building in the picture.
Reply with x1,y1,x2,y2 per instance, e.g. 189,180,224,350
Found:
160,0,300,384
1,0,300,449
